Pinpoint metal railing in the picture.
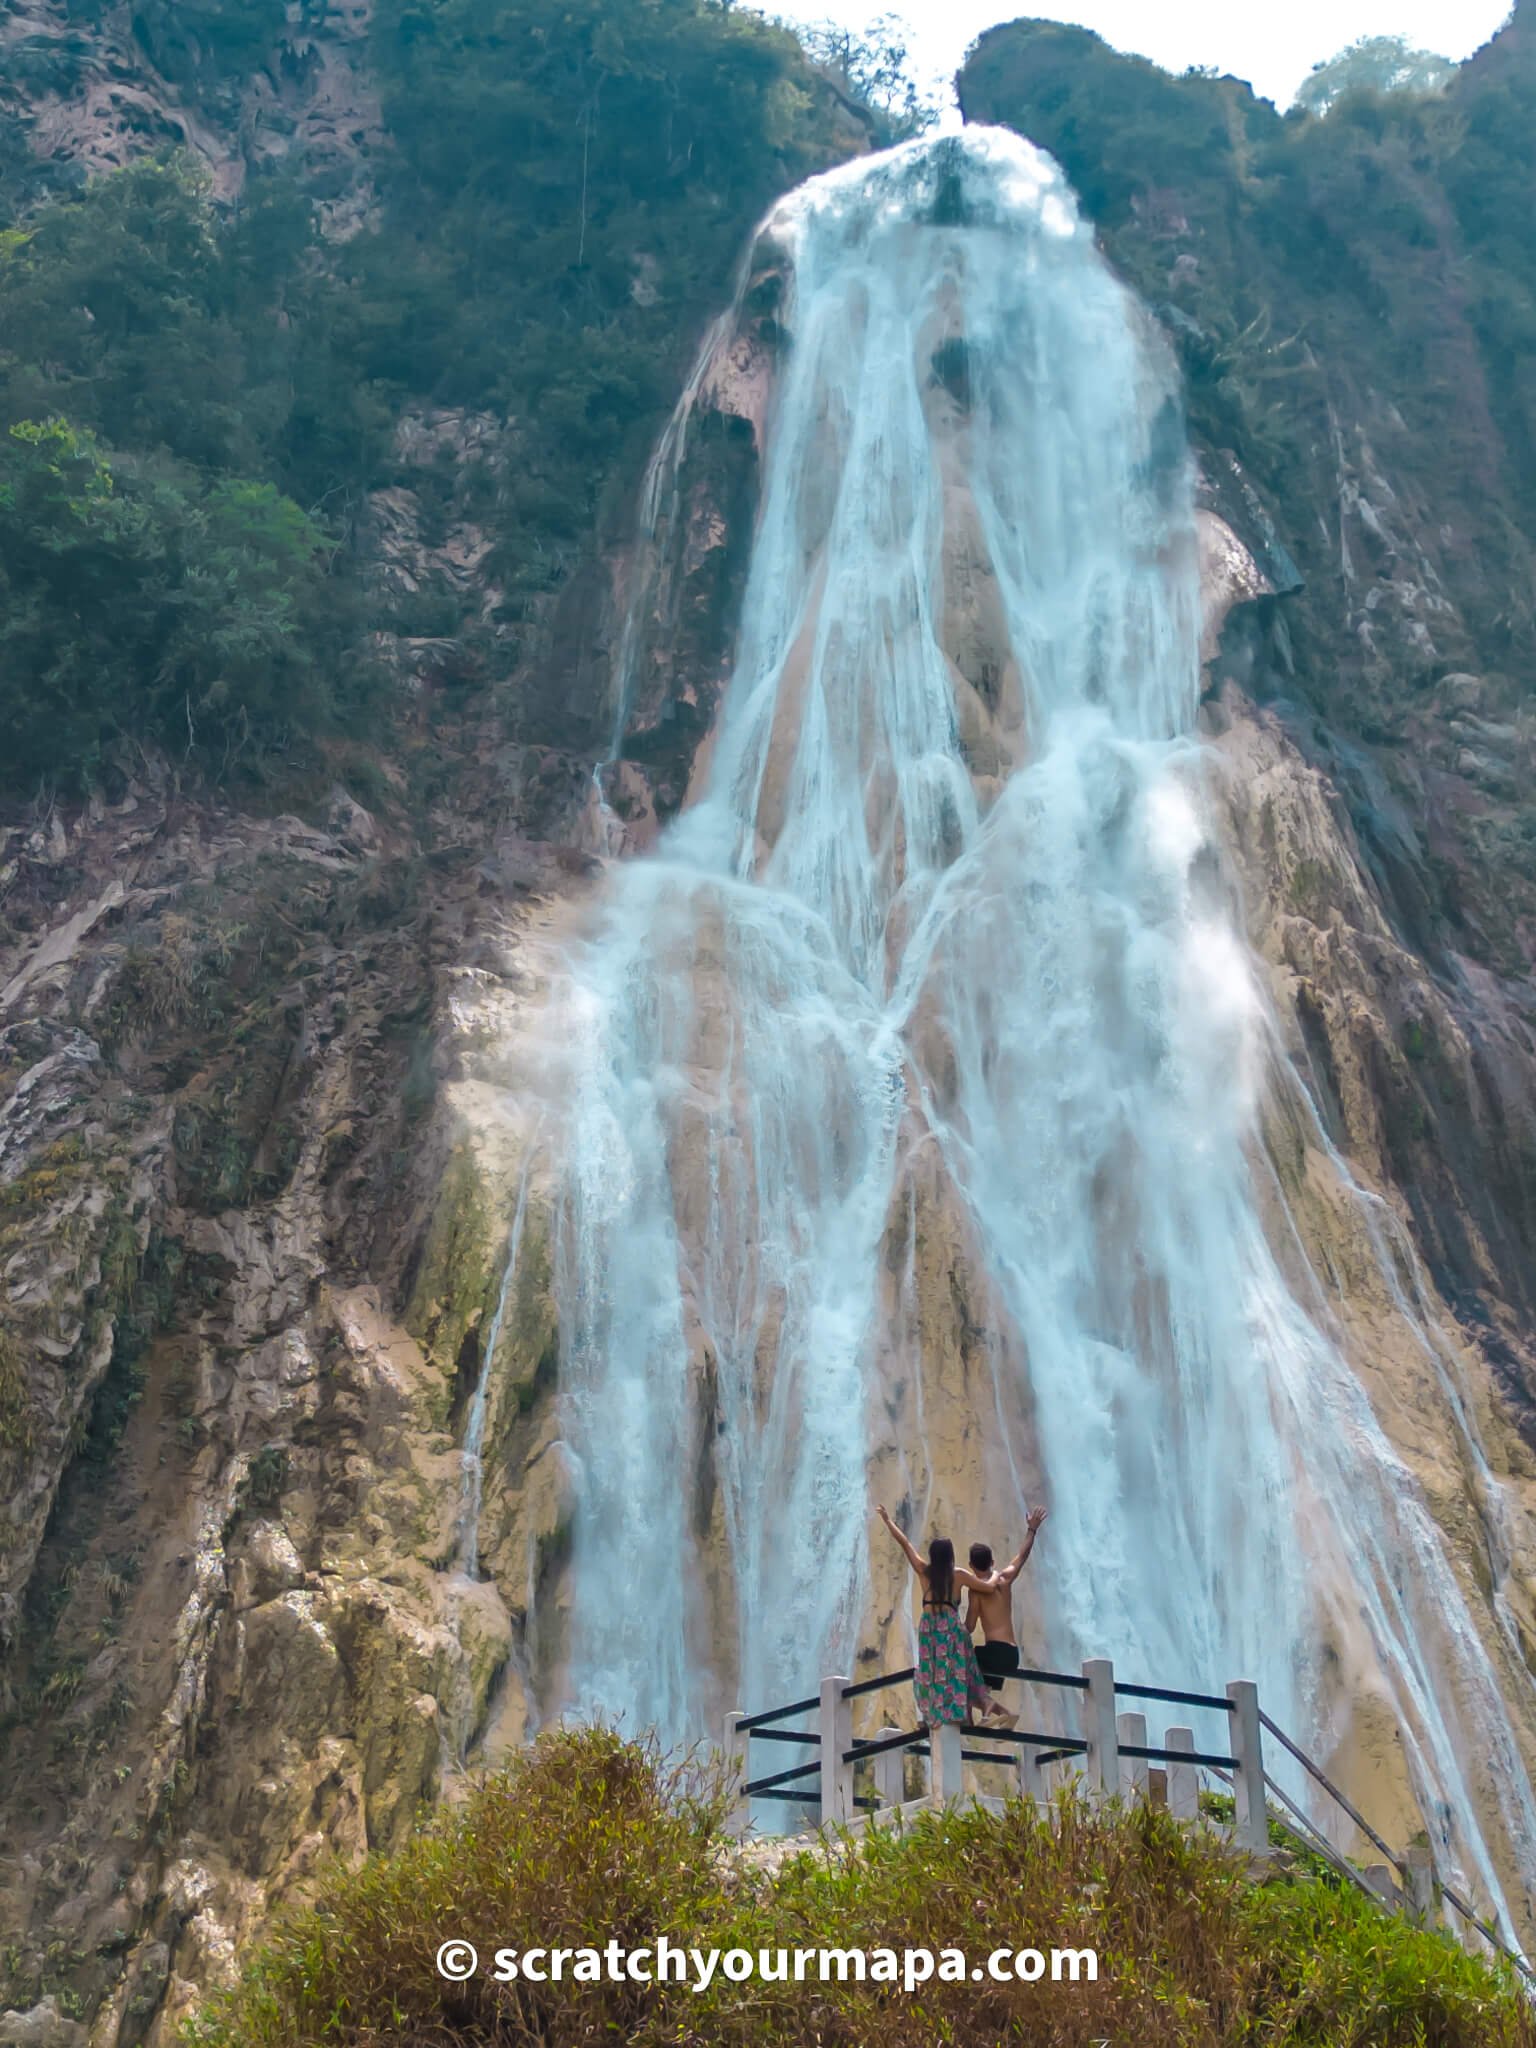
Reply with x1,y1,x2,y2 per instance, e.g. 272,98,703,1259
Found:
722,1655,1533,1986
728,1657,1262,1845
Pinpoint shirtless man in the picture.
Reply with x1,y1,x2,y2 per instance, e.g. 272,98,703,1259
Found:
964,1507,1048,1729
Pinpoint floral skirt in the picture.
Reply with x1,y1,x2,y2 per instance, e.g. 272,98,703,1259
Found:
915,1604,988,1727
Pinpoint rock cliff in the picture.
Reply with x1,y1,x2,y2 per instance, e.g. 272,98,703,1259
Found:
0,6,864,2036
2,4,1536,2038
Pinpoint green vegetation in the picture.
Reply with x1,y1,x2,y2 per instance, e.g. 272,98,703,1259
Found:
0,156,376,792
184,1727,1535,2048
0,2,862,801
1294,36,1457,118
362,0,852,596
0,416,351,789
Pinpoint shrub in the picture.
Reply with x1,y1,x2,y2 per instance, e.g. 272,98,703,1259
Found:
184,1728,1536,2048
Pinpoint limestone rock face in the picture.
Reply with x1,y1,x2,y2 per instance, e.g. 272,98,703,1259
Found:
0,1998,87,2048
0,0,383,222
0,772,592,2043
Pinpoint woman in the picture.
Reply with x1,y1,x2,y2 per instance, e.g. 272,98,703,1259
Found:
876,1503,993,1728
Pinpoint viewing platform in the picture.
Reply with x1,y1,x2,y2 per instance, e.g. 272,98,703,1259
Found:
724,1655,1532,1986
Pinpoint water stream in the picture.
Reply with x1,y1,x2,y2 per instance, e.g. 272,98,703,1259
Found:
545,130,1536,1935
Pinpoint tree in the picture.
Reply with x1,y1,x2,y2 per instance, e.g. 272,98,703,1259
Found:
794,14,939,143
0,418,360,791
0,156,251,472
0,0,861,796
1293,36,1456,118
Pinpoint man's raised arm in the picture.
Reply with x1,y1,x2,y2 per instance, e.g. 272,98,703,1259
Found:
998,1505,1048,1586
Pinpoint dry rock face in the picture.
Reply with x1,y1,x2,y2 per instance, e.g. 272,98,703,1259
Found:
0,0,382,220
0,749,602,2041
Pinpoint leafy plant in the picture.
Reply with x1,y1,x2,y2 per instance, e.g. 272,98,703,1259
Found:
0,415,367,790
0,9,861,794
183,1728,1536,2048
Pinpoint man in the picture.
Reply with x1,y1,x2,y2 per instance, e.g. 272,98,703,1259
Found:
965,1506,1048,1729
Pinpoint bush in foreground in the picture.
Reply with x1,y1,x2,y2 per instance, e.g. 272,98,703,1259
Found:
185,1725,1535,2048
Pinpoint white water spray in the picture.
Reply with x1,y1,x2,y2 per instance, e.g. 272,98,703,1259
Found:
548,130,1536,1935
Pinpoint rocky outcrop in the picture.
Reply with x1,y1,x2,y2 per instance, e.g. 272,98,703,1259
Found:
0,750,605,2040
0,0,382,224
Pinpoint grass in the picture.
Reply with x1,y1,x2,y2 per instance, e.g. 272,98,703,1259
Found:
183,1726,1535,2048
0,1326,33,1452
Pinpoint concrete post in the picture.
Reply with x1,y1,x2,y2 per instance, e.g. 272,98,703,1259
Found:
931,1720,964,1806
1081,1659,1119,1804
1363,1864,1401,1908
1117,1711,1148,1803
1226,1681,1270,1859
874,1724,905,1811
722,1710,750,1837
1165,1725,1199,1822
1405,1844,1438,1926
820,1675,854,1828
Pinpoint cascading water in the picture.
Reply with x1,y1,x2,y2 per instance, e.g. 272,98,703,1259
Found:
549,128,1536,1936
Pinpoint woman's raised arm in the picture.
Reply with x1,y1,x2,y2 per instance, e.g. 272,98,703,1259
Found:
875,1503,926,1577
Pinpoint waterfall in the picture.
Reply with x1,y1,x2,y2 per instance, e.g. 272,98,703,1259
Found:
548,128,1536,1936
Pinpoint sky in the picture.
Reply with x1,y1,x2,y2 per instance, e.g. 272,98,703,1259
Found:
757,0,1514,116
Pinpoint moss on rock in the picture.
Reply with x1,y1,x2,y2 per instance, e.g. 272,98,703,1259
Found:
404,1143,503,1403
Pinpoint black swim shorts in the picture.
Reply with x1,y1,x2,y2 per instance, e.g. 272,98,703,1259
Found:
975,1639,1021,1691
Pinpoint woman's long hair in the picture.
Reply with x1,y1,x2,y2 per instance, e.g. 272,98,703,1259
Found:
927,1537,956,1607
